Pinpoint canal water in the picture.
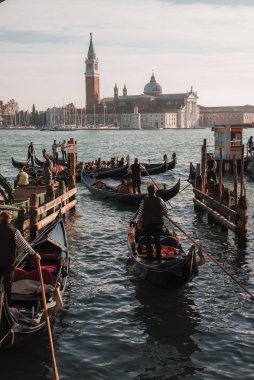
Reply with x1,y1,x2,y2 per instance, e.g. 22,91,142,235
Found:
0,129,254,380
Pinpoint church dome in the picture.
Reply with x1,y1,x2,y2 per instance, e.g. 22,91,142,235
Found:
144,73,162,96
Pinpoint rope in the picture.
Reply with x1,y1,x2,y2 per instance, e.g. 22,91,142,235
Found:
165,215,254,300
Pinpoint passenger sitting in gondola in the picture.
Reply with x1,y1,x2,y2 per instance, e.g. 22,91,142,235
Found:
95,181,106,189
110,157,116,167
118,157,124,167
117,179,131,193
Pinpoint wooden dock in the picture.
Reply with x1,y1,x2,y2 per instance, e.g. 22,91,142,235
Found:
0,138,78,241
191,139,248,245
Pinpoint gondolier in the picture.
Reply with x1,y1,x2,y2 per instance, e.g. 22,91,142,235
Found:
27,142,35,167
0,211,40,305
136,184,168,262
129,158,142,194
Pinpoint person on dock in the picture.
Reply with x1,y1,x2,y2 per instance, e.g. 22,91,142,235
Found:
17,166,29,187
27,142,35,167
42,149,53,186
0,211,40,305
61,140,68,161
52,140,61,163
136,184,168,263
206,154,217,183
247,136,253,153
129,158,142,194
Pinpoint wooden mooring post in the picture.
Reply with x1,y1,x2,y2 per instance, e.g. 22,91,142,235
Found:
192,139,248,245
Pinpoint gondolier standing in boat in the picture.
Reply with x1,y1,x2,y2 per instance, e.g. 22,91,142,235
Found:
0,211,40,305
27,142,35,167
136,184,168,263
129,158,143,194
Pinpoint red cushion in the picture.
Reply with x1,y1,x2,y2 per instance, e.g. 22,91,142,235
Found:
14,267,54,286
41,264,58,275
14,268,27,282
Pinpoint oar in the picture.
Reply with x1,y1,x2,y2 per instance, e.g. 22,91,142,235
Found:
164,215,254,300
0,277,4,323
37,258,60,380
178,182,192,194
141,164,159,188
140,164,174,209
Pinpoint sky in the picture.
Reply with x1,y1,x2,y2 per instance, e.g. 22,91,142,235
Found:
0,0,254,110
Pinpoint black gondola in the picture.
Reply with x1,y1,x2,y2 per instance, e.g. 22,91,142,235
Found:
84,163,129,180
35,156,73,168
127,222,201,288
0,217,69,349
11,157,36,169
81,172,180,206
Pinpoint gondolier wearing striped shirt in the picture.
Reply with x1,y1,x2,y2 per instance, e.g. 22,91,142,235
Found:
0,212,40,305
136,184,168,262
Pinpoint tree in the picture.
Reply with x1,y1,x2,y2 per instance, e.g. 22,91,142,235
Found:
4,99,19,125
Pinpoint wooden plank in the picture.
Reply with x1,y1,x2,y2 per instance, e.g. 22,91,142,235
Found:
14,186,46,200
36,188,77,216
35,200,77,231
193,188,237,219
0,204,21,211
193,199,237,233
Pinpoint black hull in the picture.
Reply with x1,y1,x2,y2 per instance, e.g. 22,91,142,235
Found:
127,227,198,289
124,158,176,179
84,164,129,179
130,249,197,288
81,172,180,206
11,157,41,171
0,218,69,349
35,156,72,168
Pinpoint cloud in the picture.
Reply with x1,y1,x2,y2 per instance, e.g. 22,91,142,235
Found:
0,0,254,108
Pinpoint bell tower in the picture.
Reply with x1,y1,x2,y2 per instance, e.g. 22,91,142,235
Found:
85,33,100,108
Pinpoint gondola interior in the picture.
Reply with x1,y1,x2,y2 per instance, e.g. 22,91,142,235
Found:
0,219,68,344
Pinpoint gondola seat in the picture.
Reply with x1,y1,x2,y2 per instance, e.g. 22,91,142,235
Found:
137,236,157,257
14,267,55,286
137,235,180,258
160,236,179,248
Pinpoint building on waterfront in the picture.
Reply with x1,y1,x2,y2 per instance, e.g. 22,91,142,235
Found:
85,34,200,129
199,105,254,127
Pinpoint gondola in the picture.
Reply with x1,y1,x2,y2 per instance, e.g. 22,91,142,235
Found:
11,157,36,169
84,163,129,180
11,157,70,183
81,172,180,206
0,217,69,349
35,156,74,168
127,221,200,288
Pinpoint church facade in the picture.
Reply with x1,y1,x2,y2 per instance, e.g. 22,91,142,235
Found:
85,34,200,129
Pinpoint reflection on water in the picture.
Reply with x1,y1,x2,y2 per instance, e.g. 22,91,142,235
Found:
132,278,202,379
0,333,53,380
